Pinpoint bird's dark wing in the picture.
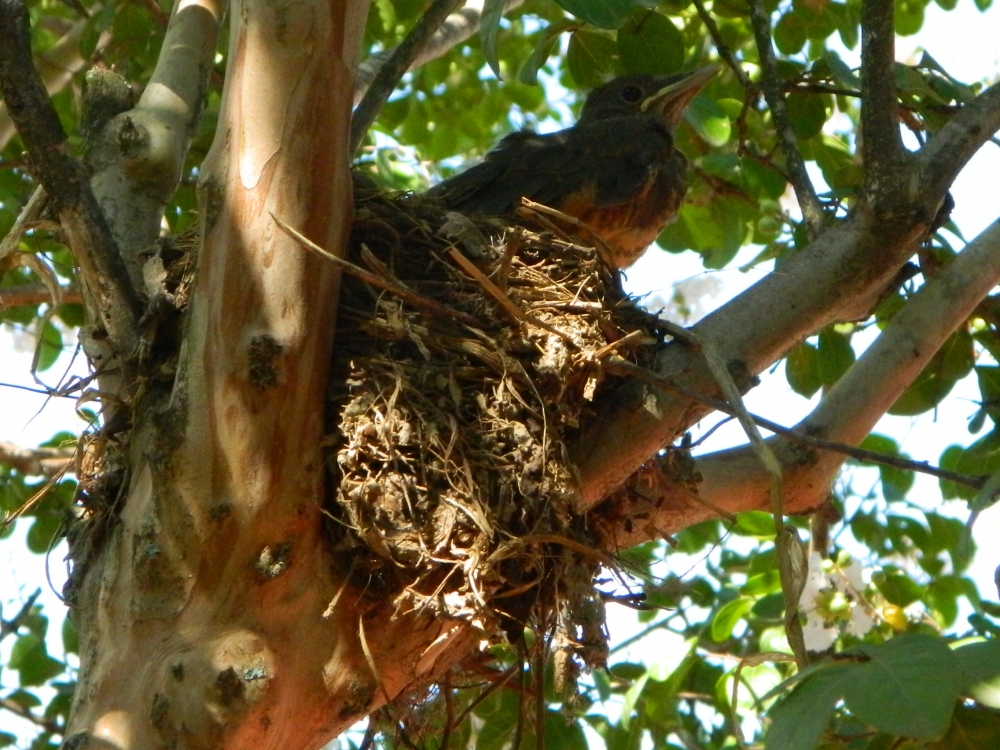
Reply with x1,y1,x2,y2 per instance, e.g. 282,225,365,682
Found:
427,118,677,217
425,131,557,214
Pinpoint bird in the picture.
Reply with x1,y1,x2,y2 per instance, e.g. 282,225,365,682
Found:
426,66,720,269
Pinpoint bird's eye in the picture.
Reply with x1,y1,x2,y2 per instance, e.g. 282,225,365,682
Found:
621,85,643,103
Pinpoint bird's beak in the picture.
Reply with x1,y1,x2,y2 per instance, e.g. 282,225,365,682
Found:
641,65,722,128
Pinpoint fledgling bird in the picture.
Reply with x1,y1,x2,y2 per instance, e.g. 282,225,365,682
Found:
426,66,720,268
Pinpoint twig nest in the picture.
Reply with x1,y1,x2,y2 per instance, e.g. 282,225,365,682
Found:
328,188,666,669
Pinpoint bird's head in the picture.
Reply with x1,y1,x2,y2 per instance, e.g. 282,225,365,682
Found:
579,65,721,129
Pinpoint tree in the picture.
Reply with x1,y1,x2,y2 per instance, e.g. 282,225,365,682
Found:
2,0,1000,747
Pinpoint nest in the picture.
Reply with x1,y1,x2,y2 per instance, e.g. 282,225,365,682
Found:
327,187,667,676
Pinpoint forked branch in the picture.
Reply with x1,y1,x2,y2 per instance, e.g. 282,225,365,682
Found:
0,0,140,358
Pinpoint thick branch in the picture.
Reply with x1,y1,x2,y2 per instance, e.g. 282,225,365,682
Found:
573,211,911,509
860,0,904,204
573,68,1000,512
603,360,982,490
0,440,75,478
917,81,1000,209
747,0,824,234
353,0,524,105
606,216,1000,547
0,0,140,357
89,0,224,290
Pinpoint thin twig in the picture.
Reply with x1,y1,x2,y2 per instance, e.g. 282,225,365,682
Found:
0,588,41,643
350,0,465,154
659,321,785,524
271,213,481,327
602,356,985,491
446,245,578,346
518,198,618,272
0,696,63,734
358,616,391,706
353,0,526,104
746,0,824,236
452,662,519,727
691,0,751,89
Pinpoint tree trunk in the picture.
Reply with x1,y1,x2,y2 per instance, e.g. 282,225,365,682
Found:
59,1,466,747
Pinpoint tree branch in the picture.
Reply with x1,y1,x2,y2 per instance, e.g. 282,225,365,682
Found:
917,81,1000,211
747,0,824,235
88,0,224,290
691,0,750,89
0,440,75,478
860,0,904,206
0,0,140,358
352,0,525,105
602,359,983,490
350,0,465,155
573,75,1000,511
604,216,1000,547
574,212,904,508
0,588,41,643
0,696,63,735
0,8,109,152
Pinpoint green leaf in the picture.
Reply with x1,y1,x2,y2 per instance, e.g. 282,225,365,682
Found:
713,0,751,17
711,597,753,641
774,12,807,54
567,29,619,88
874,567,925,606
519,20,577,85
857,433,914,501
956,640,1000,708
895,0,926,36
890,328,974,416
786,92,827,140
56,302,85,328
62,616,79,655
845,634,960,739
541,710,588,750
928,705,1000,749
554,0,643,29
742,158,787,199
765,665,852,749
10,634,65,687
817,327,855,386
620,672,649,728
617,11,684,75
786,341,821,397
35,319,63,372
743,570,782,597
27,512,62,554
475,687,519,750
480,0,505,79
685,95,731,146
735,510,778,537
825,51,861,89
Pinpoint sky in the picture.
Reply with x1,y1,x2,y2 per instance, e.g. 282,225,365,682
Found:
1,0,1000,744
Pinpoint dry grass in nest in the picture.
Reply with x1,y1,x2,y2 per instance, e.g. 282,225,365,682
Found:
326,187,669,679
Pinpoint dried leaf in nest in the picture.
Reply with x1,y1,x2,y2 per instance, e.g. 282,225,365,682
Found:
327,190,666,673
